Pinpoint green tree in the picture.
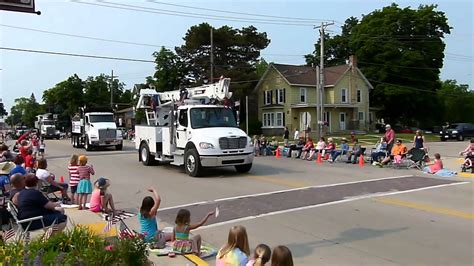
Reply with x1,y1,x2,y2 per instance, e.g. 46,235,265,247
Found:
255,58,269,78
305,4,450,128
149,47,187,92
9,94,44,127
175,23,270,98
0,102,7,117
83,74,125,108
437,80,474,123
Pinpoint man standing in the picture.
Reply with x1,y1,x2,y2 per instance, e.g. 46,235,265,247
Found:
384,124,395,153
283,127,290,147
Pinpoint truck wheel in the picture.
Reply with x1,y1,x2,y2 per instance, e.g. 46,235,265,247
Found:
184,148,202,177
440,137,447,142
85,136,92,151
140,143,153,166
116,143,123,150
235,163,252,173
72,136,76,147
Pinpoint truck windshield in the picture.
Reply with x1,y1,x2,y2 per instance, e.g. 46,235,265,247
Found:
89,115,114,123
43,121,55,125
190,108,237,129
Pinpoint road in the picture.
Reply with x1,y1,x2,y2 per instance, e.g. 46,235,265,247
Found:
38,138,473,265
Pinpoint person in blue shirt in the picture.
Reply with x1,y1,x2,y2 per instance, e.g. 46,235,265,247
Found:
10,155,27,176
0,161,15,195
330,138,350,162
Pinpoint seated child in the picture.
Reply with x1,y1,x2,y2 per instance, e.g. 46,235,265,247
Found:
423,153,443,174
172,209,215,254
89,177,118,214
139,187,171,243
271,246,294,266
246,244,271,266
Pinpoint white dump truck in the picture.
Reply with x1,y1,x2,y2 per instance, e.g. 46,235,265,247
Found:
71,108,123,151
135,78,254,177
35,113,60,139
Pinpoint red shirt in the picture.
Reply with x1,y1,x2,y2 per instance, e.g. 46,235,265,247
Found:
384,129,395,144
24,155,34,168
19,146,29,159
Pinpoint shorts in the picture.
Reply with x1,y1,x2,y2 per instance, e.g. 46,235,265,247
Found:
70,186,78,194
32,147,38,153
39,148,45,153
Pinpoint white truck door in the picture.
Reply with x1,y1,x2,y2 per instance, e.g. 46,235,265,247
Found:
84,115,90,135
176,109,188,149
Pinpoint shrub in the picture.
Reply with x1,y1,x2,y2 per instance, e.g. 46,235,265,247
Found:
0,226,149,265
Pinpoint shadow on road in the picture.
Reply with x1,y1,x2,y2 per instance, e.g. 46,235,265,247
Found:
287,227,409,258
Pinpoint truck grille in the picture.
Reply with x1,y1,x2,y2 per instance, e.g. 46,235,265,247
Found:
46,127,55,135
219,137,247,150
99,129,116,140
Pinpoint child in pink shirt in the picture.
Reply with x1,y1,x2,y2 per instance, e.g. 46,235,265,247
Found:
424,153,443,174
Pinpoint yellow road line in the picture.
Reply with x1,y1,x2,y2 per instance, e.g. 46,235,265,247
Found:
184,254,209,266
84,221,118,237
247,175,307,188
458,172,474,179
376,198,474,220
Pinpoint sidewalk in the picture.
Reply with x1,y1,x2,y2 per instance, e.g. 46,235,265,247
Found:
441,157,474,179
64,208,206,266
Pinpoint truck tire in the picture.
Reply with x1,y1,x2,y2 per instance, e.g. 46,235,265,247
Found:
116,143,123,150
140,143,153,166
184,148,202,177
440,137,447,142
235,163,252,173
85,136,92,151
72,136,76,147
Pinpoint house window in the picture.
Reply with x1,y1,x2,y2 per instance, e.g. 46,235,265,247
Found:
264,90,272,105
341,88,348,103
277,89,285,104
357,89,361,103
276,112,283,127
358,111,364,121
300,88,307,103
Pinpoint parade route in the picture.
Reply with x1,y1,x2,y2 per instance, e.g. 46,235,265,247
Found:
40,139,473,265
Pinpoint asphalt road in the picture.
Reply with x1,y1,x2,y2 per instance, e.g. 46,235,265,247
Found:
34,138,473,265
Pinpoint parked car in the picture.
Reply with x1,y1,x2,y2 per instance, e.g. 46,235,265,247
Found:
440,123,474,141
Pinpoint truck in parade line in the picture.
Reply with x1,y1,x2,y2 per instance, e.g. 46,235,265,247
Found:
135,77,254,177
35,113,60,139
71,107,123,151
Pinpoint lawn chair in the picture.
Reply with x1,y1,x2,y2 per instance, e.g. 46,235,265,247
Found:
38,179,61,202
405,148,427,170
6,200,45,241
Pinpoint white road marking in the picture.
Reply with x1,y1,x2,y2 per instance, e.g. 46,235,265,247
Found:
194,181,469,231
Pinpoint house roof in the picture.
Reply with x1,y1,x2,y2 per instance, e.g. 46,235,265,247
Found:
272,63,351,86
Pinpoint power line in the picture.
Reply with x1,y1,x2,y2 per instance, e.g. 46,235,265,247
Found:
0,47,156,63
74,1,315,27
147,0,333,23
357,61,440,70
0,24,171,49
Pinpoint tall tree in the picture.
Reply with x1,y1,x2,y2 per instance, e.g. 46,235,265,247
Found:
148,47,187,92
437,80,474,123
305,4,450,128
175,23,270,98
0,102,7,117
9,95,44,127
83,74,125,108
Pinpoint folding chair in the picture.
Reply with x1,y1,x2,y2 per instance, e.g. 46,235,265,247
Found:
38,179,61,202
6,201,45,241
405,148,427,170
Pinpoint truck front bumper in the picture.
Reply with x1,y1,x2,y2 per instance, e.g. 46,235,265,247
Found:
200,153,254,167
90,139,122,146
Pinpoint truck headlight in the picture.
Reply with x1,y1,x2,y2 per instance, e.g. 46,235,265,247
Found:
117,130,122,138
452,130,458,134
199,142,214,149
439,131,442,134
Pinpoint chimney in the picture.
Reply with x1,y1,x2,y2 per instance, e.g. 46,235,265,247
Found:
349,55,357,68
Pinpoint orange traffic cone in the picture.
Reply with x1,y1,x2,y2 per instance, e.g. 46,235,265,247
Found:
316,152,322,164
275,148,281,159
324,153,330,160
60,176,65,183
359,154,365,167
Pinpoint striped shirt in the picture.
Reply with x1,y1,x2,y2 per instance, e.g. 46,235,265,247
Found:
77,165,95,180
68,165,80,186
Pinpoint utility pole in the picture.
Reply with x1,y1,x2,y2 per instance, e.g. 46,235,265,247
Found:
315,21,334,138
110,70,118,110
210,27,214,82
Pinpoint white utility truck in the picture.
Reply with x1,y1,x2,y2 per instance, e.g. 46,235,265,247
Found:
135,78,254,177
35,113,60,139
71,108,123,151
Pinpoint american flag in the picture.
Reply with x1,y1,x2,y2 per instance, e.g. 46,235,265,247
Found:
103,219,113,233
119,220,134,236
3,228,15,241
43,223,58,240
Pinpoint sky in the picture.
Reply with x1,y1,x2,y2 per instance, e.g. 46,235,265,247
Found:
0,0,472,112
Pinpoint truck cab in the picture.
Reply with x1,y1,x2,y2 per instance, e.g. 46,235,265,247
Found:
71,111,123,150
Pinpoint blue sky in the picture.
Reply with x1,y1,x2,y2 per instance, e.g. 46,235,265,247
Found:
0,0,472,111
